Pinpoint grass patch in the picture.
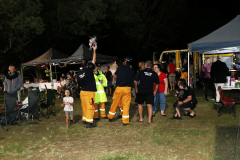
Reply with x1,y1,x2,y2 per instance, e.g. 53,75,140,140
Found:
0,143,26,157
0,89,239,159
94,152,158,160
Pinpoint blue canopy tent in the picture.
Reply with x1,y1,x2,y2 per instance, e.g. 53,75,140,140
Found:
187,15,240,86
188,15,240,52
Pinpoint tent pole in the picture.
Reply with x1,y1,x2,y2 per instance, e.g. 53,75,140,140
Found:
50,64,53,89
203,53,204,64
21,67,24,95
55,65,57,81
188,51,190,86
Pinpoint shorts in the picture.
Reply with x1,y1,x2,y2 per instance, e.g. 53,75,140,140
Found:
65,111,74,117
137,93,154,105
169,74,176,82
173,101,197,109
107,81,112,88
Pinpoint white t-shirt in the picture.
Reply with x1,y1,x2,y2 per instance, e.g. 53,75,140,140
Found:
61,80,66,86
63,97,74,111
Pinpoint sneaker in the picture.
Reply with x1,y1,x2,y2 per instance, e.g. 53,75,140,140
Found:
118,115,122,118
211,98,215,101
123,123,129,126
94,118,100,121
184,112,190,116
86,123,97,128
204,98,209,101
109,119,113,122
82,121,87,124
215,102,222,105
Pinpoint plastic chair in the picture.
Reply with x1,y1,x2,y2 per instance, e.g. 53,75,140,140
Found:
218,86,237,117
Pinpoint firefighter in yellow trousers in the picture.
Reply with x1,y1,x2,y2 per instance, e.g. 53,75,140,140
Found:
108,58,135,126
77,45,97,128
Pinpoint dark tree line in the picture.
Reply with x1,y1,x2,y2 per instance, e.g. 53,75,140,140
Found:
0,0,239,72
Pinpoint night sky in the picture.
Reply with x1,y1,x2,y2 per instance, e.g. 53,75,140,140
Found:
54,0,240,60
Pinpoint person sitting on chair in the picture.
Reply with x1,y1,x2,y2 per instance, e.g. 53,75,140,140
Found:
171,79,197,120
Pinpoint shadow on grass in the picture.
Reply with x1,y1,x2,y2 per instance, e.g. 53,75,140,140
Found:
74,115,82,123
214,126,239,160
213,103,236,117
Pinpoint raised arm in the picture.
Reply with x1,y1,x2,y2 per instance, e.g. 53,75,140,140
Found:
92,45,97,64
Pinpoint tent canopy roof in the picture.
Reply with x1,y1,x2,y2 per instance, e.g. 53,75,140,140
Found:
188,15,240,52
51,44,117,63
203,47,240,54
21,48,68,67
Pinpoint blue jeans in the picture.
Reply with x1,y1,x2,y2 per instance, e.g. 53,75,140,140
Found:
153,92,166,111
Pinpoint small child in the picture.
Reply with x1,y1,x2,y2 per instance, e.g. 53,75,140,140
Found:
61,89,75,129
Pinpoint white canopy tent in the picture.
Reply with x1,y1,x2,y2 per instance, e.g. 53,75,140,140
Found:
99,62,117,74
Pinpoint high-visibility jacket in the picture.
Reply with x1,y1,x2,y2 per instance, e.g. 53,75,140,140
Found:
94,70,107,103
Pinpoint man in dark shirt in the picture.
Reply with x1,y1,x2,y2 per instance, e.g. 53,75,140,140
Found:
211,55,230,104
77,45,97,128
172,79,197,119
108,57,135,126
105,66,112,95
134,61,159,123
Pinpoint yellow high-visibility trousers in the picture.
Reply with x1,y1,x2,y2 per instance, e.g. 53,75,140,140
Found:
80,91,95,123
108,87,131,124
112,91,123,116
180,72,188,80
94,102,106,118
119,101,123,116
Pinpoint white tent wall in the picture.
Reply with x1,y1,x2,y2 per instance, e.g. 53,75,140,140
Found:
99,62,117,74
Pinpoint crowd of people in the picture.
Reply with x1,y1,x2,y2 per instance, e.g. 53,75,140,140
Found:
71,45,199,129
2,46,202,129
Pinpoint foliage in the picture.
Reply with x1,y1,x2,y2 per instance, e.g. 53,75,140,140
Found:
0,0,44,71
0,0,237,71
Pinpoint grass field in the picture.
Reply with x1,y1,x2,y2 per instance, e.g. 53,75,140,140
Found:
0,89,240,160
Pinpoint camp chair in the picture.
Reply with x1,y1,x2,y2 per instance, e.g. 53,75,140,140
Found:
19,89,42,123
40,89,56,119
0,93,20,131
218,86,237,117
